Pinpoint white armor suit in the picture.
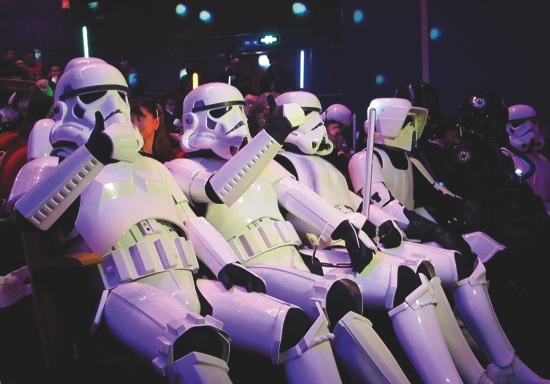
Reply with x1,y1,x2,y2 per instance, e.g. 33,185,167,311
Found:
273,91,504,384
161,81,508,383
165,83,417,384
506,104,550,214
7,59,345,384
348,97,547,384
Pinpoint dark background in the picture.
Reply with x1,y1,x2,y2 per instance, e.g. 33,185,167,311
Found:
1,0,549,135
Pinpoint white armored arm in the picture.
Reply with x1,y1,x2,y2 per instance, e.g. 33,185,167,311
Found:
274,174,348,239
208,130,289,206
12,145,104,230
12,113,142,230
183,216,241,276
168,103,305,206
184,215,267,292
268,161,377,249
347,191,401,228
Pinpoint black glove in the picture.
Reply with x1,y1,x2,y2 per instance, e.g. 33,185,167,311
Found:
264,94,298,145
332,220,374,272
451,199,487,233
84,111,116,164
378,220,403,249
404,209,476,263
361,220,377,239
218,262,267,293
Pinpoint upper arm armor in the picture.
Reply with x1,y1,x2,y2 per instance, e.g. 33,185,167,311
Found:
12,146,104,230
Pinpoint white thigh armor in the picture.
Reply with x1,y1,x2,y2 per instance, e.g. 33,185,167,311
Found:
104,270,229,376
381,241,459,290
305,248,422,310
247,262,362,323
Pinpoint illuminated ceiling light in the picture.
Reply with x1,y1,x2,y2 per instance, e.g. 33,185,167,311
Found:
87,1,99,10
192,72,199,89
82,26,89,57
430,27,441,40
375,74,385,85
258,34,280,45
199,10,212,22
175,4,187,16
292,2,307,16
353,10,364,23
299,50,305,89
258,55,270,68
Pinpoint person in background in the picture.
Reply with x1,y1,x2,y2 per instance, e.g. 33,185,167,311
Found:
0,91,24,128
243,92,258,120
321,103,354,189
161,93,183,149
35,78,54,97
19,81,54,140
130,98,176,163
21,50,43,81
506,104,550,214
119,56,143,99
217,55,254,96
260,52,296,94
0,48,27,80
45,63,63,91
246,91,278,137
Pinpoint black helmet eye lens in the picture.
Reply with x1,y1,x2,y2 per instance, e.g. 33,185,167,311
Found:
509,117,538,129
510,120,524,129
79,91,107,104
209,106,232,118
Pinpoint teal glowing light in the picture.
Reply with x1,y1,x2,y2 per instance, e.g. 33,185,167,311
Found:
199,10,211,22
292,3,307,15
353,10,364,23
175,4,187,16
430,27,441,40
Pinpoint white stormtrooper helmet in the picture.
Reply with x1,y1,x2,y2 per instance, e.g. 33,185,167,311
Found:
507,104,543,153
62,56,106,73
181,82,250,159
366,98,428,151
321,103,352,127
275,91,333,156
49,57,131,148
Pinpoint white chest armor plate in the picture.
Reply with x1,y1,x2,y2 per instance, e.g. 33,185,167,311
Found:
186,157,302,262
278,151,356,211
76,156,198,289
372,149,415,209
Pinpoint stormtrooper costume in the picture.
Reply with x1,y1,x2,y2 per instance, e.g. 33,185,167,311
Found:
273,91,499,384
165,83,414,384
8,59,344,384
347,97,547,384
506,104,550,214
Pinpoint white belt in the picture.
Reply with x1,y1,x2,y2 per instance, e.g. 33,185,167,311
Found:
99,219,198,289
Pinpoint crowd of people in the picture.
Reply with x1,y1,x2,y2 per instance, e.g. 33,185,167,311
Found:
1,53,550,384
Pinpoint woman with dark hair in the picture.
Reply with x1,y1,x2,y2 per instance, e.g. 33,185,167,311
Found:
130,98,176,163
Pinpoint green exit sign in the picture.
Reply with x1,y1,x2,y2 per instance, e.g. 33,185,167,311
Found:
258,34,281,45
